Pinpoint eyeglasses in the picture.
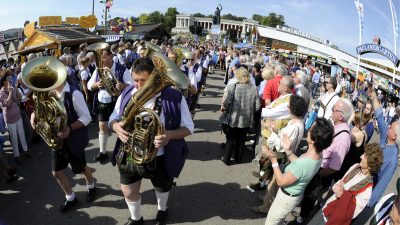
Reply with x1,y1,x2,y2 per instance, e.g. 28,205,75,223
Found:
332,106,343,114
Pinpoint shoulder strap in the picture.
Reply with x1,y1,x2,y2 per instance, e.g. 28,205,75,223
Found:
119,85,135,116
334,129,350,138
193,63,200,74
18,86,25,95
227,83,237,124
322,93,338,118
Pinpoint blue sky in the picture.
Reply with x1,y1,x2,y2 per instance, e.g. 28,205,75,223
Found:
0,0,397,56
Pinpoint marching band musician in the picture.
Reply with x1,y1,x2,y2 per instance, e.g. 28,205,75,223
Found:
197,46,210,96
108,57,194,225
87,48,133,164
31,78,96,213
167,48,198,109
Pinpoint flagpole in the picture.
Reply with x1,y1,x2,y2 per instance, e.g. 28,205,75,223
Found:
92,0,95,15
355,0,363,87
389,0,397,84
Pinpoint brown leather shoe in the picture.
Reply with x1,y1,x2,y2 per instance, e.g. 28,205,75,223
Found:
252,171,261,178
251,206,268,214
257,195,264,202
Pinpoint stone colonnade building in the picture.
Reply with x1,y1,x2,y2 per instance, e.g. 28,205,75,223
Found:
171,14,259,35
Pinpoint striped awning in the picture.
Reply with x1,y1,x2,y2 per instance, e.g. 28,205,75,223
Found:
102,35,121,43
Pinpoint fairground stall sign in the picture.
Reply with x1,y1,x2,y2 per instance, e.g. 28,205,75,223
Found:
356,43,399,67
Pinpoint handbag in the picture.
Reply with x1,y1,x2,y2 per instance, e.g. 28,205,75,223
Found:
219,83,237,134
305,171,322,200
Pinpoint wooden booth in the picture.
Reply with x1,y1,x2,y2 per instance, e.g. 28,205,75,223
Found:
17,15,103,60
18,27,104,59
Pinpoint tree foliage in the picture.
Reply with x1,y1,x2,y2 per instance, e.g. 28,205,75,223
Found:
189,25,203,35
252,14,263,23
138,13,149,24
226,28,238,43
192,13,212,18
193,13,206,17
221,13,246,21
148,11,164,24
137,8,179,36
260,13,285,27
164,7,179,34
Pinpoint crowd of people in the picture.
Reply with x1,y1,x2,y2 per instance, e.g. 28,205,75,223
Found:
0,37,399,225
218,47,400,224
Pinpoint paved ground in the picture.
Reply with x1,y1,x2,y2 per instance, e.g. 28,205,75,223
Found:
0,69,398,225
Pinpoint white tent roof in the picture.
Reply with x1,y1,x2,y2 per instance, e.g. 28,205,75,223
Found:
101,35,122,43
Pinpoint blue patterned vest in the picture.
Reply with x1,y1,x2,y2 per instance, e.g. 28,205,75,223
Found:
63,86,89,157
111,86,189,178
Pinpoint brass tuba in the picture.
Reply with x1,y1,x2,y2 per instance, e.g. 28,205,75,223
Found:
144,41,161,57
87,42,121,96
171,45,193,66
121,52,188,165
171,45,193,97
21,56,68,150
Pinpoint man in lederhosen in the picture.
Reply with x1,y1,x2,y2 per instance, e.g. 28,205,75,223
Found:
87,47,133,164
31,79,96,212
109,57,194,225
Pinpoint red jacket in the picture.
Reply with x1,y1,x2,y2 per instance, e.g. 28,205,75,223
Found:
323,183,372,225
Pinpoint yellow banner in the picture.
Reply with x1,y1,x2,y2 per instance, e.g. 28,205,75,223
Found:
66,17,80,25
24,22,35,38
39,16,62,26
80,15,97,28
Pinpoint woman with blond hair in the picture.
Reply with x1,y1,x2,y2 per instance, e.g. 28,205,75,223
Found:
220,67,260,165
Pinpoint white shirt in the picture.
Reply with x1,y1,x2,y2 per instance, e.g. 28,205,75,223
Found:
317,91,339,120
66,66,75,77
389,107,396,117
180,65,199,91
187,63,202,87
87,62,133,103
57,83,91,126
77,51,86,67
125,49,132,60
80,68,90,81
18,86,31,103
261,94,291,120
335,83,342,94
199,55,210,69
116,53,125,65
267,120,304,153
108,88,194,156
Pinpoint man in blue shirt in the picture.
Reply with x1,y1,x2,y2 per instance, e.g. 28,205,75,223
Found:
368,89,399,207
224,51,240,85
311,67,321,99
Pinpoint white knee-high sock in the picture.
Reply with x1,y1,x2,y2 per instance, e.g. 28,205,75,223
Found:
155,191,169,211
99,133,108,154
66,192,75,201
125,198,141,221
